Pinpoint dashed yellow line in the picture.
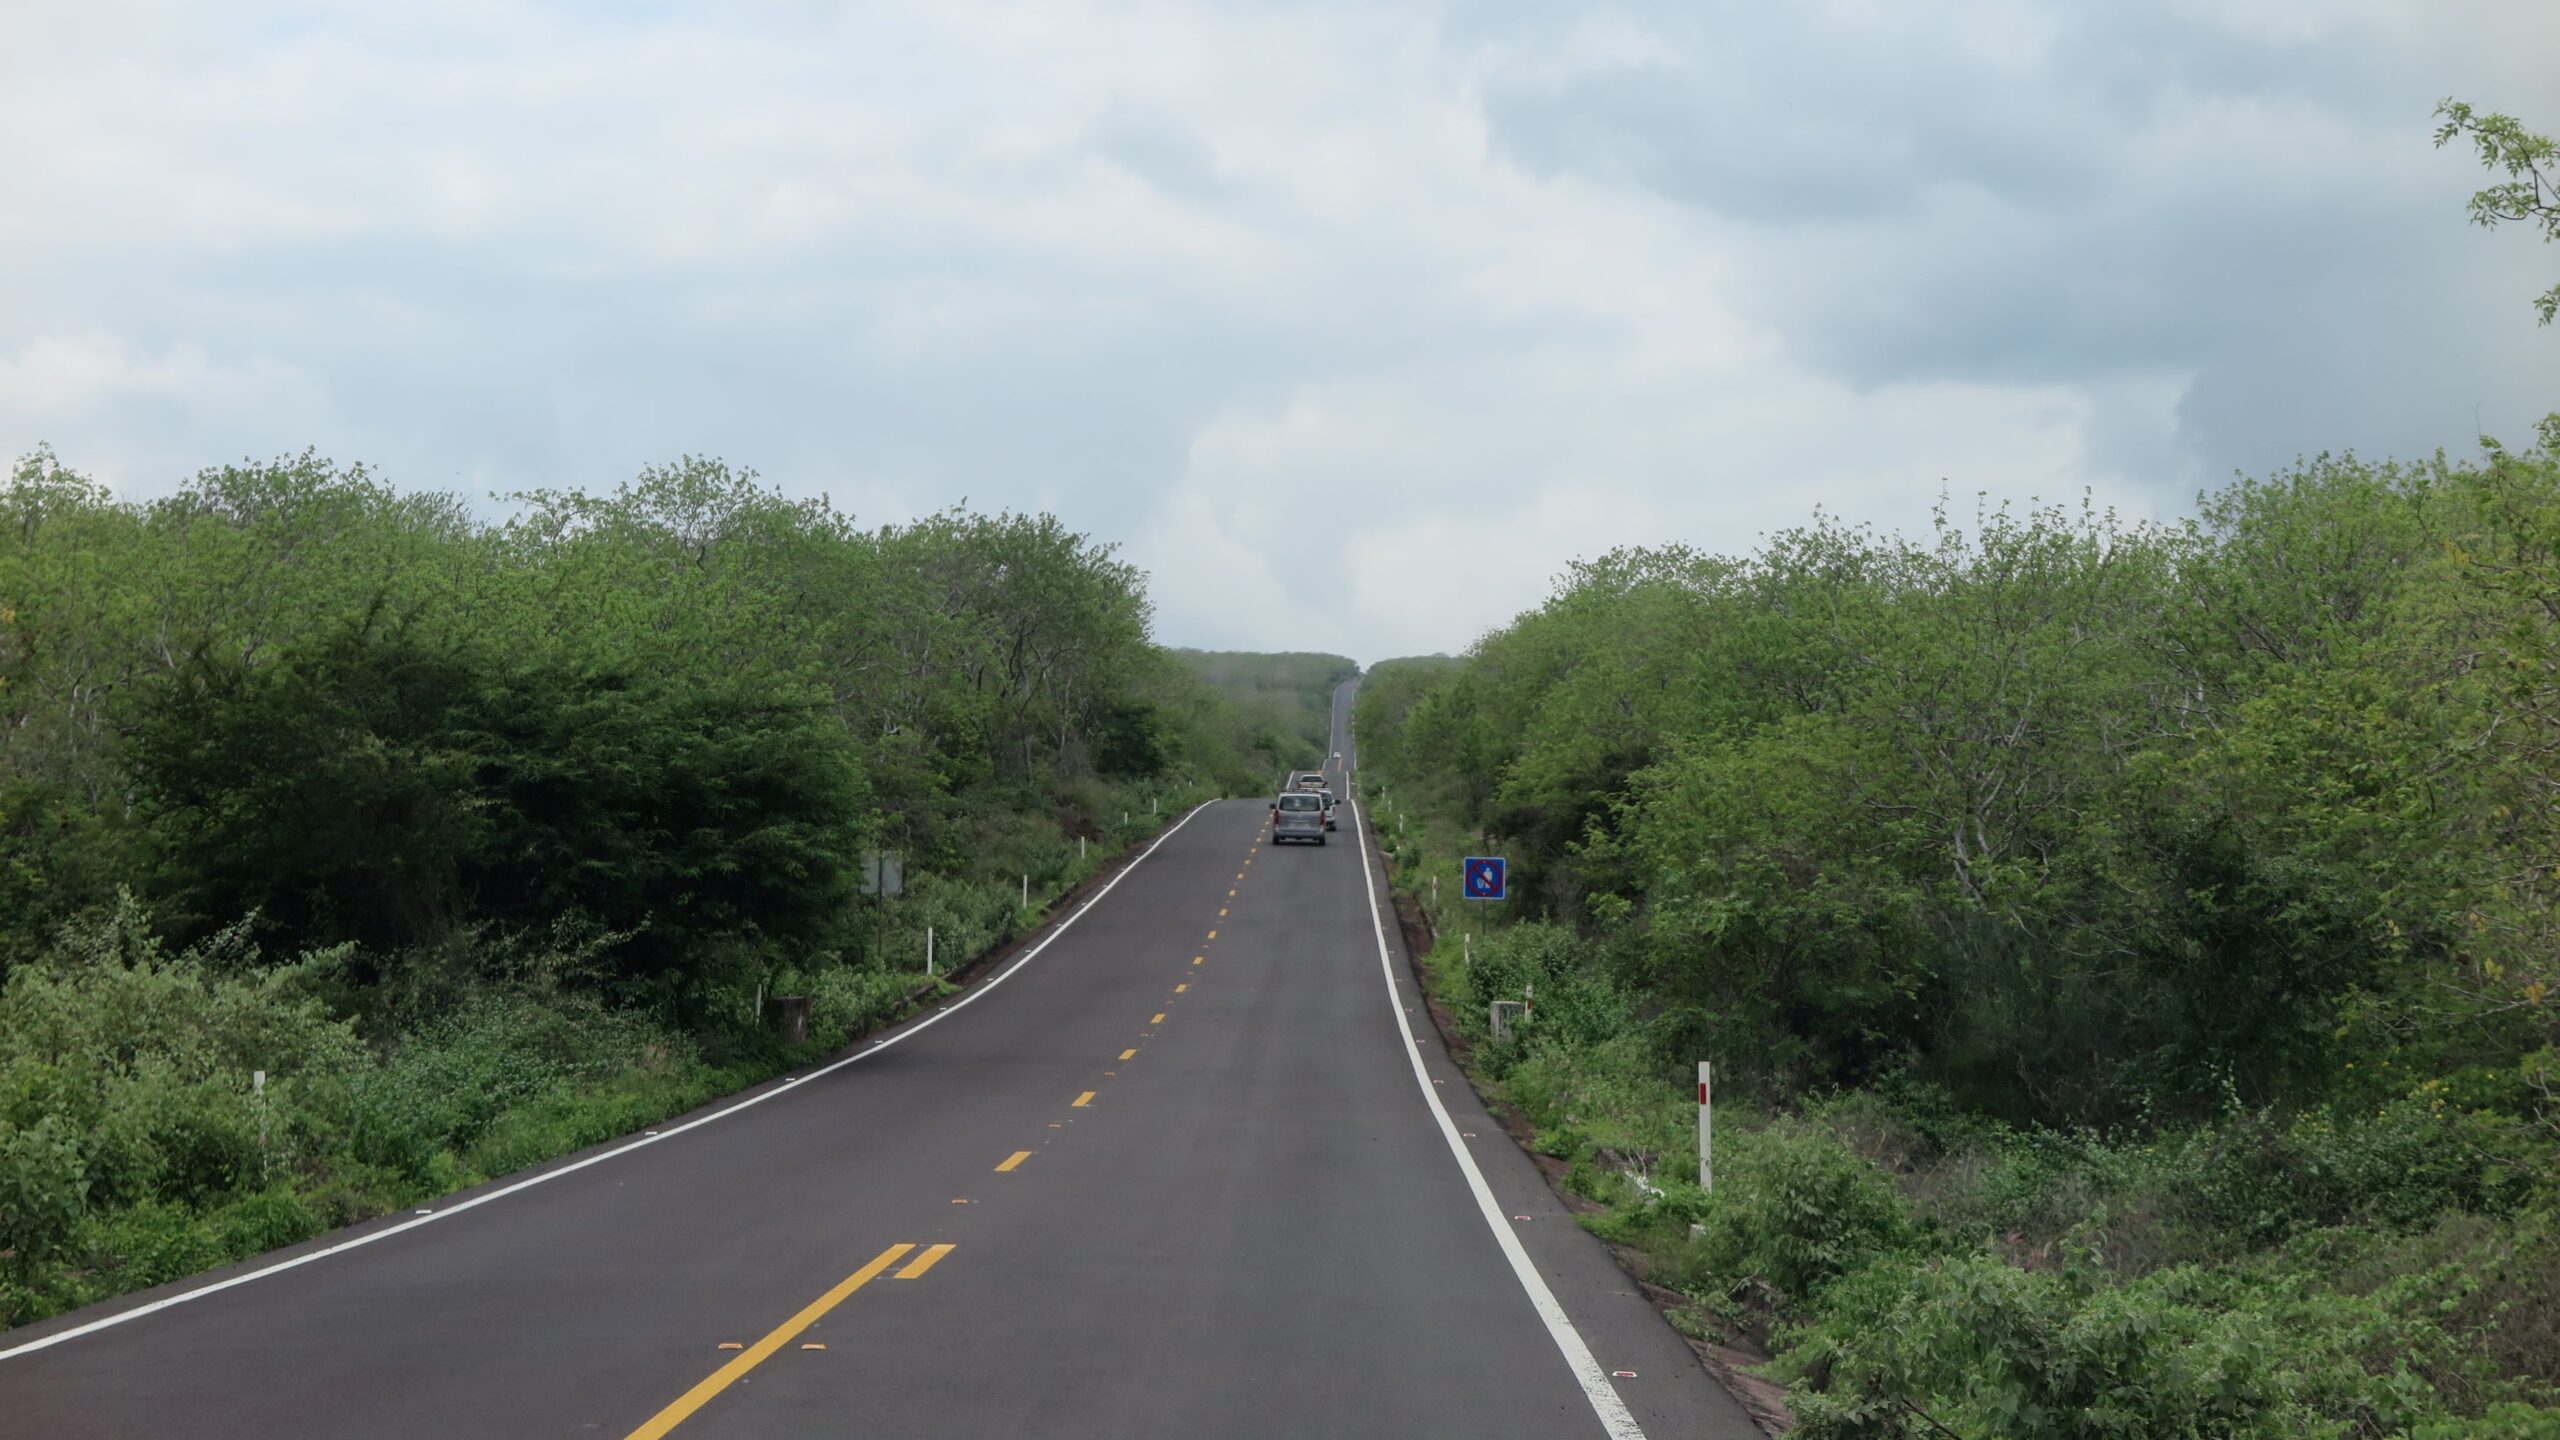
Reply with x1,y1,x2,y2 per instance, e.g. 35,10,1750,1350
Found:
894,1244,956,1280
621,1244,915,1439
1175,983,1189,993
1073,1090,1095,1108
1192,956,1203,966
1119,1048,1137,1060
1152,1013,1166,1024
995,1151,1030,1172
1207,930,1218,940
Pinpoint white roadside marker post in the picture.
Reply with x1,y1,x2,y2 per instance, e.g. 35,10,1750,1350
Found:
1698,1061,1713,1192
1022,874,1029,908
926,926,935,979
253,1069,269,1184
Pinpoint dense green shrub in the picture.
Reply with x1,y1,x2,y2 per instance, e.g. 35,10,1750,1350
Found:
2163,1100,2543,1249
2414,1404,2560,1439
807,967,916,1048
1782,1252,2457,1440
886,872,1025,973
349,988,686,1180
1458,922,1628,1053
0,900,362,1209
0,1116,87,1275
0,901,364,1321
1690,1118,1914,1300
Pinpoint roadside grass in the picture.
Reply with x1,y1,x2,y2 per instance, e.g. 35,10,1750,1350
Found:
0,790,1204,1334
1365,802,2560,1438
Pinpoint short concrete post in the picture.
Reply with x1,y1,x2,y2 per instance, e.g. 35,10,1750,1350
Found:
777,996,810,1046
926,926,936,979
1021,874,1029,908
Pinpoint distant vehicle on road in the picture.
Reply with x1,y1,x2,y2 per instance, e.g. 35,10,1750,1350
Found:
1286,771,1339,828
1271,791,1328,845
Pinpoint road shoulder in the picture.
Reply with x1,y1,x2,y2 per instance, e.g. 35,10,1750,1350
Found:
1346,787,1769,1440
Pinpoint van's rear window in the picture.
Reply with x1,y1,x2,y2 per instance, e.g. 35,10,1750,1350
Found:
1278,795,1321,810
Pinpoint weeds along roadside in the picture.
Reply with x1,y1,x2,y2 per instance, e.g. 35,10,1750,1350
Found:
0,779,1208,1334
1360,784,2560,1440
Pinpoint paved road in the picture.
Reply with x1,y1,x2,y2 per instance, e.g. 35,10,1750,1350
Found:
0,682,1759,1438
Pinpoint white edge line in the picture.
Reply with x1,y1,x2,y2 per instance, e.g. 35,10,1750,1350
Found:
1344,760,1647,1438
0,800,1219,1363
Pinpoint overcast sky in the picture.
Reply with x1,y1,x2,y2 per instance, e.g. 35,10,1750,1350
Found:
4,1,2556,660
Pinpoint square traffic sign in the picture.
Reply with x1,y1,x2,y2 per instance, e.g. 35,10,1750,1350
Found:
1462,856,1507,900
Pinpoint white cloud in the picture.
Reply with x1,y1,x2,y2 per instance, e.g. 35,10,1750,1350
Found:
0,333,331,491
1,0,2552,659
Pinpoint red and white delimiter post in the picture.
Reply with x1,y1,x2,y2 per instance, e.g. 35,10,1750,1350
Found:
1697,1061,1713,1192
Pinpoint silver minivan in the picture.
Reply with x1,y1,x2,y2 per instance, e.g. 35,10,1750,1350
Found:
1271,791,1328,845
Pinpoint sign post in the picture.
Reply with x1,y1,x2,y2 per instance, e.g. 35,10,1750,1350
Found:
861,852,903,968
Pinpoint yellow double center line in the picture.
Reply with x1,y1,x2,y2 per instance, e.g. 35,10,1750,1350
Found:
623,1242,948,1439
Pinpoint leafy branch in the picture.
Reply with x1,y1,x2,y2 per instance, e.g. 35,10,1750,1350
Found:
2435,99,2560,324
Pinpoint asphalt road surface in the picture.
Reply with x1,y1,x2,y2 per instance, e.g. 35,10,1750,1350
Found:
1,682,1759,1439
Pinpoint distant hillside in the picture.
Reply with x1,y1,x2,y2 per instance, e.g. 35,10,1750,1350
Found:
1172,650,1360,781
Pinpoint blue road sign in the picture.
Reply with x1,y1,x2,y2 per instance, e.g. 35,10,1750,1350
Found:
1462,856,1507,900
